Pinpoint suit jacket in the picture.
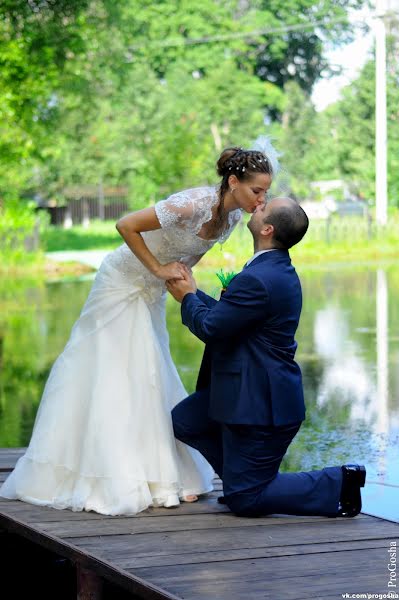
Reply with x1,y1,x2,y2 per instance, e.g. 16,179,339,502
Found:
181,250,305,426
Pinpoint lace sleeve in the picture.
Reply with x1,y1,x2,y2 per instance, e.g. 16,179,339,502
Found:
154,187,218,234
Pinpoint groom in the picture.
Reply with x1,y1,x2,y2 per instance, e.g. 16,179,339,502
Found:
166,197,366,518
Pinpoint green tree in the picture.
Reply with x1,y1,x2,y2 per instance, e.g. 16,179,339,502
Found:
0,0,371,206
250,0,365,102
323,35,399,206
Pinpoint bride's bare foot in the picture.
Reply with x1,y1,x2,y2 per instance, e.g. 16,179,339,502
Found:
182,494,198,503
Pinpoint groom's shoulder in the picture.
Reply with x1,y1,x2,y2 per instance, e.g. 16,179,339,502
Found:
229,268,268,294
245,255,296,286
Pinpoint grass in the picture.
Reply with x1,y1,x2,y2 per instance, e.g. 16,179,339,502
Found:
42,220,121,252
38,214,399,270
203,215,399,270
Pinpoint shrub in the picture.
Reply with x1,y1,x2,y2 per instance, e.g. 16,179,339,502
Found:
0,199,45,269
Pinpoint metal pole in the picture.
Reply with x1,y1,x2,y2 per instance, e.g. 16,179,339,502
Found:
98,178,104,221
375,0,388,226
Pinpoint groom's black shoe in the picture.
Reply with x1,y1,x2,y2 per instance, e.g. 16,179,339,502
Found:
338,464,366,517
217,496,227,505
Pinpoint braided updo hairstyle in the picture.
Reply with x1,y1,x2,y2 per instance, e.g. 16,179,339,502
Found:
216,147,273,201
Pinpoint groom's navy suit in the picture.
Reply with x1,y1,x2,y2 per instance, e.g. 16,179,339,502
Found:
172,250,343,517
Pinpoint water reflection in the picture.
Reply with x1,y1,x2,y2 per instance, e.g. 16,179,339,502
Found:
313,305,375,419
288,266,399,520
0,264,398,518
376,269,389,435
291,267,398,487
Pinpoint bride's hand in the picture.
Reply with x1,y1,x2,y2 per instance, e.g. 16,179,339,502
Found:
155,261,186,281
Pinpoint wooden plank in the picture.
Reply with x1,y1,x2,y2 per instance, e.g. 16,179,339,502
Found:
0,499,120,520
0,448,25,471
0,496,231,520
64,518,398,560
0,511,181,600
76,538,390,569
32,514,343,538
1,449,396,600
128,548,397,599
31,513,353,538
0,493,370,523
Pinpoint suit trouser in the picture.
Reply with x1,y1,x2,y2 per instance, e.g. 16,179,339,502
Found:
172,390,343,517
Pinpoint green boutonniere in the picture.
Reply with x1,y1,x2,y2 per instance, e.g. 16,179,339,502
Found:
216,268,237,292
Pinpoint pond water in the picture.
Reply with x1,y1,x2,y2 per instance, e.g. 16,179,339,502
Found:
1,263,398,520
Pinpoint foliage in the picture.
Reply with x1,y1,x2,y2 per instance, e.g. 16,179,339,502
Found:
0,0,370,208
204,212,399,268
279,81,330,197
0,199,45,268
327,60,376,200
273,34,399,208
0,0,91,192
314,37,399,206
251,0,364,97
40,211,399,267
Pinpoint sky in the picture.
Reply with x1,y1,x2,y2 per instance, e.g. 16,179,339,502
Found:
312,8,374,111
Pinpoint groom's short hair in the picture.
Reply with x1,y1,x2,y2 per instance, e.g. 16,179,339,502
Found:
264,199,309,249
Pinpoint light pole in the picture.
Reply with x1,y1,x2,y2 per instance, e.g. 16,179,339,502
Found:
375,0,388,225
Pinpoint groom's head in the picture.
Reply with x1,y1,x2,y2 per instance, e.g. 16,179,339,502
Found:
247,197,309,250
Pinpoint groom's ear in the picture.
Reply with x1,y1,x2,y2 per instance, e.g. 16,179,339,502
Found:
260,222,274,237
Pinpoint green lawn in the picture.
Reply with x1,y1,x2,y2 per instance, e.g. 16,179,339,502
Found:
42,215,399,268
43,220,121,252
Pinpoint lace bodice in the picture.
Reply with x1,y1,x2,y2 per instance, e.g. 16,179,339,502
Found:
102,186,241,303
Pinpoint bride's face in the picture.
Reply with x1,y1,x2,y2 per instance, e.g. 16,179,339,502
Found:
230,172,272,213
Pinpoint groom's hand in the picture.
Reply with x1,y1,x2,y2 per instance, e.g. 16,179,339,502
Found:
166,269,197,303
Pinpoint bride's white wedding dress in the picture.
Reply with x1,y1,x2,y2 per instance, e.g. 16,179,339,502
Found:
1,186,241,515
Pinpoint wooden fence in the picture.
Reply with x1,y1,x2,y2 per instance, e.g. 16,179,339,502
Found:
38,185,130,226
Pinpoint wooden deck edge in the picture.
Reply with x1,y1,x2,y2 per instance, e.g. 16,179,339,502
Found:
361,509,399,524
0,508,181,600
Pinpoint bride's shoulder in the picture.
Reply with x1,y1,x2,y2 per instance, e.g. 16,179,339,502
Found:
154,186,218,230
167,185,218,204
157,186,218,220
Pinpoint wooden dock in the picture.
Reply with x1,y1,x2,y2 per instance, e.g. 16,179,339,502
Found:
1,448,398,599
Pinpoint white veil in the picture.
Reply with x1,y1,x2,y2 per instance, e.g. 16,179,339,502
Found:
250,135,281,177
251,135,291,199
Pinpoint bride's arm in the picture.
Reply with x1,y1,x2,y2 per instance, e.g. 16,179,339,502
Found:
116,208,186,281
180,254,205,269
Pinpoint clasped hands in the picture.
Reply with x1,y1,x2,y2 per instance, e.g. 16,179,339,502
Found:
157,261,197,303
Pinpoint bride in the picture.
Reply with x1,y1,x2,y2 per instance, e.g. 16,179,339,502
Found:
1,143,277,515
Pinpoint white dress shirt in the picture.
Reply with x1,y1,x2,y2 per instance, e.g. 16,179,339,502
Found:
245,248,278,267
